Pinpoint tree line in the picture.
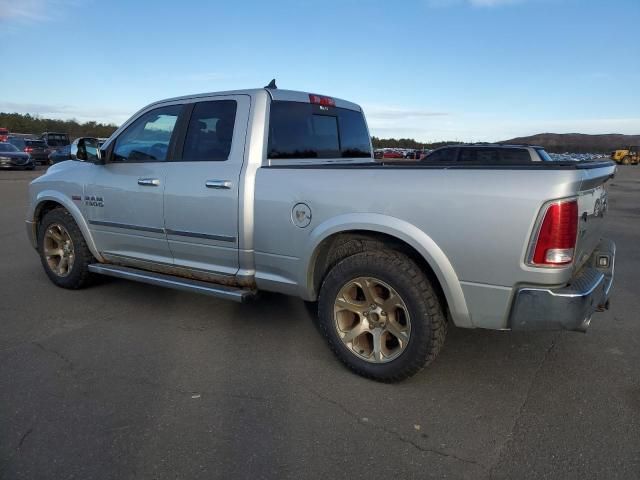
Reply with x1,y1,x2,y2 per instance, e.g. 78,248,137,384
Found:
371,136,459,150
2,112,465,149
0,112,118,139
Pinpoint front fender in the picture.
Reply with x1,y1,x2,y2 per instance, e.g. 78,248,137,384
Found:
30,190,104,262
301,213,472,328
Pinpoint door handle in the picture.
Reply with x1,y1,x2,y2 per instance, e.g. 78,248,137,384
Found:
138,178,160,186
205,180,232,189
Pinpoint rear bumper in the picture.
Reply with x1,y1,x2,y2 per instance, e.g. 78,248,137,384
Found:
509,239,615,332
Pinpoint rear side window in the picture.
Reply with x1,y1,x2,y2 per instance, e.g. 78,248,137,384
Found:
458,148,500,163
425,148,457,162
500,148,531,163
182,100,237,162
268,101,371,159
44,134,69,146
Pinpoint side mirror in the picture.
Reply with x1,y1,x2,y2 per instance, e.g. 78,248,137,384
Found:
76,141,88,161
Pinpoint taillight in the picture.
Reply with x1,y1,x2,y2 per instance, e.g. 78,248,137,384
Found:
529,199,578,266
309,94,336,107
24,147,33,153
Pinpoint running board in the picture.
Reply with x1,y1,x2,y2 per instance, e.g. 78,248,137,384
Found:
88,264,255,303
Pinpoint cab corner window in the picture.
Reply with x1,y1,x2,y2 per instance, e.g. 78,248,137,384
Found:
113,105,181,163
181,100,237,162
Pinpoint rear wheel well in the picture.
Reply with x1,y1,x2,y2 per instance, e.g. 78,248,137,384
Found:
311,231,449,320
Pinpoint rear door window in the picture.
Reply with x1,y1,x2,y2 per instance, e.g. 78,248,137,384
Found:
268,101,371,159
181,100,238,161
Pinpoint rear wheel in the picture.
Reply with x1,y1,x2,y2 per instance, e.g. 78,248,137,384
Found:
622,156,631,165
38,208,95,289
318,249,447,382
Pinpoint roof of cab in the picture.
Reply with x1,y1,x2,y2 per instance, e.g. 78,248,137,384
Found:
150,87,363,112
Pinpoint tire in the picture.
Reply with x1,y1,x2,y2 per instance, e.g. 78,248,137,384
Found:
318,249,447,382
622,156,631,165
38,207,95,289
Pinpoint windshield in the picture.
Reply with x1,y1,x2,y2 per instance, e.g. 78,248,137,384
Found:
0,143,19,152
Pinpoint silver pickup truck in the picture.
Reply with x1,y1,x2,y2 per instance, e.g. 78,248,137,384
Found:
26,85,616,381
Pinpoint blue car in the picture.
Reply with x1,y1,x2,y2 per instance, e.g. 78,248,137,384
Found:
0,142,35,170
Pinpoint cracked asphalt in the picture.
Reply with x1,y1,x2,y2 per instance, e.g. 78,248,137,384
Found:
1,166,639,479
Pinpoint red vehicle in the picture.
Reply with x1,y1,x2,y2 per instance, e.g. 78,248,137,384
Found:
382,149,404,159
0,128,9,142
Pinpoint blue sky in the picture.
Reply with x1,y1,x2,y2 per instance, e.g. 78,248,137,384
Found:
0,0,638,141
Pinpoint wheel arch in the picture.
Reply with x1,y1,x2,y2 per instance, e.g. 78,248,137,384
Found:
32,192,104,262
303,214,472,328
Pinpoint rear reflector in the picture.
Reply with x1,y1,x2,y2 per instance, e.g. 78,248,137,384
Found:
530,199,578,266
309,94,336,107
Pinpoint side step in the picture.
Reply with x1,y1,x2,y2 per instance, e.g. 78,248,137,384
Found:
88,264,256,303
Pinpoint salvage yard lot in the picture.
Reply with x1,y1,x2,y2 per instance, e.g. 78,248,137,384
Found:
1,166,639,479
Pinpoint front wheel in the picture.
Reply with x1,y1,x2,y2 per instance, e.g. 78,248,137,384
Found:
38,208,95,289
318,250,447,382
622,156,631,165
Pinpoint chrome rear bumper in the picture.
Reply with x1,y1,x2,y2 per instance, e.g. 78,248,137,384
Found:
509,239,615,332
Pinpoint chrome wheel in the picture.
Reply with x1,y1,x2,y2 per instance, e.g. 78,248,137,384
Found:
333,276,411,363
43,223,75,277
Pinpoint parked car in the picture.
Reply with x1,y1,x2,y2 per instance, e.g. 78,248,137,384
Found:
0,142,34,170
0,128,9,142
41,132,70,149
7,137,51,165
48,145,71,164
423,144,557,163
26,85,616,382
382,148,404,159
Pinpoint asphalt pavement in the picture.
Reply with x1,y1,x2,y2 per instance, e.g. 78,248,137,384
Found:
1,165,639,479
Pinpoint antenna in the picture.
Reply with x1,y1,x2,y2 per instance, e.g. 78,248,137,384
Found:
265,79,277,89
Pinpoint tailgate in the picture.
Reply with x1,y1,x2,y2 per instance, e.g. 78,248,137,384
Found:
574,162,616,271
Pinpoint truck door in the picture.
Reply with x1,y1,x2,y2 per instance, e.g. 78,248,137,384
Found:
162,95,250,275
85,104,184,265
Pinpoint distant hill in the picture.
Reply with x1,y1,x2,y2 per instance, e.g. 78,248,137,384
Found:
501,133,640,153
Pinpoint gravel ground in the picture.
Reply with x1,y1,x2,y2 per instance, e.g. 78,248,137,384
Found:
1,165,639,479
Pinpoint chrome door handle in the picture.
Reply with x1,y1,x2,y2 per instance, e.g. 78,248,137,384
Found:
205,180,232,189
138,178,160,186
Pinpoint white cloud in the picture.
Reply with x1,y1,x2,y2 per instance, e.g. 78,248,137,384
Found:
183,72,232,82
427,0,522,7
364,105,448,121
0,0,83,23
469,0,520,6
364,107,640,142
